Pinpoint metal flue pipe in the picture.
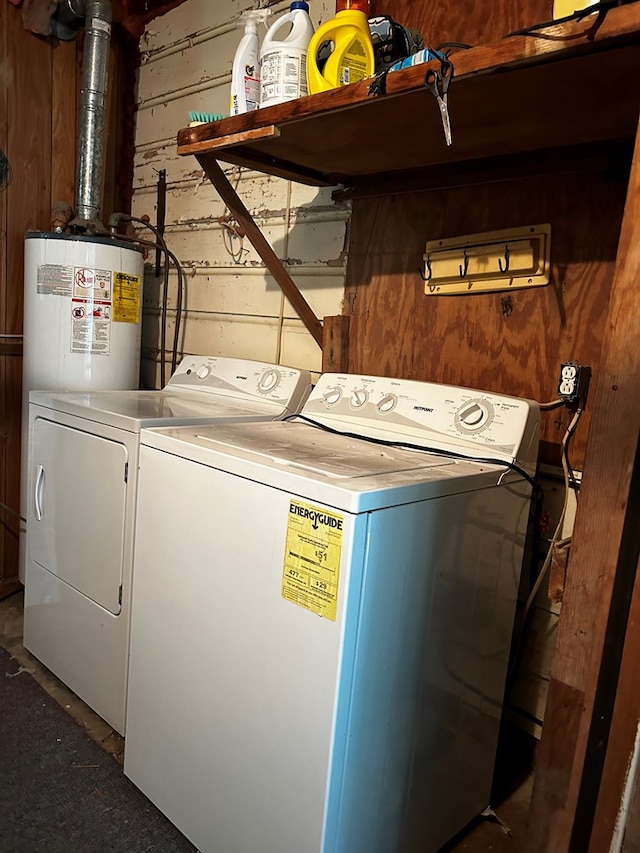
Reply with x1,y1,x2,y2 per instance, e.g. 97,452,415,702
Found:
75,0,112,226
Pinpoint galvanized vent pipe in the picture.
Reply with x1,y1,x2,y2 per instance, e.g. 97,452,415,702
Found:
75,0,112,226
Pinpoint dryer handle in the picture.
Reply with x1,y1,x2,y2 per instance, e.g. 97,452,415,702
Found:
34,464,45,521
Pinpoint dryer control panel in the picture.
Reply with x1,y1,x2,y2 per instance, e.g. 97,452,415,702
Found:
167,356,312,413
301,374,539,472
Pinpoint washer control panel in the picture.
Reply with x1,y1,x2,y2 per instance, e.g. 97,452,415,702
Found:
166,356,312,412
303,374,539,471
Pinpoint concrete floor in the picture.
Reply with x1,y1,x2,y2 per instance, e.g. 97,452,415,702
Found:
0,585,534,852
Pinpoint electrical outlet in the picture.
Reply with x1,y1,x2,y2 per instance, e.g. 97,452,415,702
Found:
557,361,591,406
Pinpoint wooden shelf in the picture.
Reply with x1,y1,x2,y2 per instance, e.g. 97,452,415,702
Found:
177,3,640,188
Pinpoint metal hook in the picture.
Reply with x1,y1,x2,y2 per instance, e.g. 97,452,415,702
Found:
419,255,433,283
459,249,469,278
498,244,510,274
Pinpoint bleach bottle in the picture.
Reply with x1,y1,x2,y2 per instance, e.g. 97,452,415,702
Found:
307,0,375,94
230,8,270,115
260,1,315,108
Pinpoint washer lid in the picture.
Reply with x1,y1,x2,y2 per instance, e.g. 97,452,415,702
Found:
29,389,288,432
141,421,507,513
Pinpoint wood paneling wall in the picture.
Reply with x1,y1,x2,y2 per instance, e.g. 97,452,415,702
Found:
0,7,73,583
345,165,629,468
375,0,551,45
0,7,137,582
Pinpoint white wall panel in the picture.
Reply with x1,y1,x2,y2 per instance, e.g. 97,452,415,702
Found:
134,0,346,385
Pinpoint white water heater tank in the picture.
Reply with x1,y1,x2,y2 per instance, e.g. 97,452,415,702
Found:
23,232,143,390
20,231,144,580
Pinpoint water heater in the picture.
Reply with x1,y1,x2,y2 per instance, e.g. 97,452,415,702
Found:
19,231,144,580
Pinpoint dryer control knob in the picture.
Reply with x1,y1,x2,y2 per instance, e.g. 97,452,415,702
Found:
377,393,398,414
323,387,342,407
196,365,211,380
258,368,280,393
350,388,369,408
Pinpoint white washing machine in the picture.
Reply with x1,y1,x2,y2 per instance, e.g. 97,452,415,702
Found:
23,356,312,735
124,373,539,853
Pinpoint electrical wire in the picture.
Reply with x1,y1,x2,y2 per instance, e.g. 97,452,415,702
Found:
510,405,584,672
504,0,624,37
283,412,539,491
0,501,22,521
539,398,564,411
112,227,185,387
127,216,171,387
219,166,246,263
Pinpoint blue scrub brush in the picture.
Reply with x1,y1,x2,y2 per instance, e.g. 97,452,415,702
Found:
188,111,227,126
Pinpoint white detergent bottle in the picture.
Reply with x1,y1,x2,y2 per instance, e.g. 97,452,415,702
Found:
230,9,270,115
260,1,315,108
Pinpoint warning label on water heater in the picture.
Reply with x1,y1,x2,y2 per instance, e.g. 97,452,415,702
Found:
112,271,141,323
71,299,111,354
37,264,74,296
69,266,113,354
282,500,343,621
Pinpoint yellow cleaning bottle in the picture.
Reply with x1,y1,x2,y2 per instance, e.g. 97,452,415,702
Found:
307,0,375,94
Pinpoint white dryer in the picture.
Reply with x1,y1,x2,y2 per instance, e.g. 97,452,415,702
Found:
124,373,539,853
23,356,311,734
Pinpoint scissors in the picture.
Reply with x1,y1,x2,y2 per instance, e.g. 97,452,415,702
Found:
425,59,453,146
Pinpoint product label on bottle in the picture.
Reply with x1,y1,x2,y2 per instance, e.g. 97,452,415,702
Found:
244,65,260,111
340,39,369,85
112,271,141,323
261,49,308,105
282,500,343,621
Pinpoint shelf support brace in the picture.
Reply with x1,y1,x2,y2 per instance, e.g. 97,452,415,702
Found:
196,154,324,348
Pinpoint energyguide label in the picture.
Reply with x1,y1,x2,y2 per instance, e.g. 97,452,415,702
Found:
282,500,343,621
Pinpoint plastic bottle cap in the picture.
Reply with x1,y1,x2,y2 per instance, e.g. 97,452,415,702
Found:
290,0,309,9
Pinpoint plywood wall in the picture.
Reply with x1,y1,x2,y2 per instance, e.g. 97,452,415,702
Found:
345,166,628,469
133,0,347,386
337,0,633,739
375,0,551,46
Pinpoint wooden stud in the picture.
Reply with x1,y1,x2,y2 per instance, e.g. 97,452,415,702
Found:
527,116,640,852
589,547,640,852
322,316,350,374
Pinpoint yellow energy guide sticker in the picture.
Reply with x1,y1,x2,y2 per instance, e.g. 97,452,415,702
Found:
112,271,141,323
282,500,343,621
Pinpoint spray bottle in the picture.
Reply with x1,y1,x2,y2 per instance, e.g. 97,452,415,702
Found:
230,8,271,115
307,0,375,94
260,1,315,108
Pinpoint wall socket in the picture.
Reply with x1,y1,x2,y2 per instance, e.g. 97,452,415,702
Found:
558,361,591,406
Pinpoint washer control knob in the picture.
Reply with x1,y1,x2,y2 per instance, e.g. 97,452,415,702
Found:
377,393,398,414
460,402,485,426
455,398,494,432
350,388,369,408
323,387,342,407
258,368,280,393
196,364,211,380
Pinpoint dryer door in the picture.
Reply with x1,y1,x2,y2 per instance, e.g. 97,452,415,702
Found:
30,417,128,615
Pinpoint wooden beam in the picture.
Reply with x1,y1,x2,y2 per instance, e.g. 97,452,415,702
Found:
178,126,281,157
589,545,640,852
527,115,640,851
197,154,324,348
322,315,350,373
